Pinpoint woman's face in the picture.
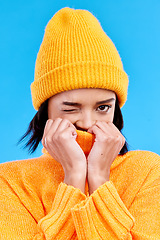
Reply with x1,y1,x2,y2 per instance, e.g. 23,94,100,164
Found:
48,88,116,131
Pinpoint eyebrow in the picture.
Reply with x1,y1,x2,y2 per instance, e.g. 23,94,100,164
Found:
62,98,115,106
96,98,116,105
62,101,81,106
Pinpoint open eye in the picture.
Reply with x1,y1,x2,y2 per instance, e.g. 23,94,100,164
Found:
97,105,111,112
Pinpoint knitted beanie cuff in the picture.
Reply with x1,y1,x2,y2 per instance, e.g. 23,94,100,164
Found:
31,61,128,110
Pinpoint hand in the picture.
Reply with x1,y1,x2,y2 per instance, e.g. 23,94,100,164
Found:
42,118,87,193
87,121,125,194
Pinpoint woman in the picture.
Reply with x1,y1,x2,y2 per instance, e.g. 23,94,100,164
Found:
0,7,160,239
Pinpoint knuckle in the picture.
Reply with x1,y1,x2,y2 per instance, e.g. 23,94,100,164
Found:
46,119,53,125
96,120,101,125
122,136,126,145
42,138,45,146
47,136,53,144
59,132,68,140
92,125,98,131
54,118,62,125
55,132,67,141
55,117,62,121
103,135,112,142
109,136,114,142
116,135,121,141
62,118,69,123
114,135,121,144
53,133,58,141
62,119,71,127
44,119,53,130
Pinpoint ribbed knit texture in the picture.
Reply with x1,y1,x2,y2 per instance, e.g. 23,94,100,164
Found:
0,131,160,239
31,7,128,110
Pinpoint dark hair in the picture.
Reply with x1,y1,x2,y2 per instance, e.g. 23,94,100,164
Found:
113,96,129,155
19,96,128,155
18,99,48,154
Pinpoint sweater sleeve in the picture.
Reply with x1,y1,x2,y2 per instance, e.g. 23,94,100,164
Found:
0,176,86,240
71,181,134,239
71,158,160,240
37,182,86,239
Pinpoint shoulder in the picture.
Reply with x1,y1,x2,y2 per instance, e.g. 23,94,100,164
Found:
119,150,160,180
125,151,160,191
111,151,160,196
0,155,64,216
124,150,160,167
0,154,63,183
112,150,160,176
0,154,64,204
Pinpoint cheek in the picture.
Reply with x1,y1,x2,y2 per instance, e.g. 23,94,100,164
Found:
96,110,115,122
61,114,78,124
100,114,114,122
48,105,64,120
48,110,78,124
48,109,60,120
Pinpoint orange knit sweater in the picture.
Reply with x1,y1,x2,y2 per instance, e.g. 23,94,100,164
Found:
0,131,160,239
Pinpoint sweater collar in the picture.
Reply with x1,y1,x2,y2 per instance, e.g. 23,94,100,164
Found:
42,130,126,169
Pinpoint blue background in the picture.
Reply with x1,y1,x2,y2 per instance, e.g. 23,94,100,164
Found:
0,0,160,163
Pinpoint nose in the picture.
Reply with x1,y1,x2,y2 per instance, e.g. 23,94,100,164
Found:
75,111,96,131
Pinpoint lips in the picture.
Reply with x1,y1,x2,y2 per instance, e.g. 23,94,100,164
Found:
76,130,95,155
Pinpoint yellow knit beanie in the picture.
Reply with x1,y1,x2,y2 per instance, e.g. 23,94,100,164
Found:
31,7,128,110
